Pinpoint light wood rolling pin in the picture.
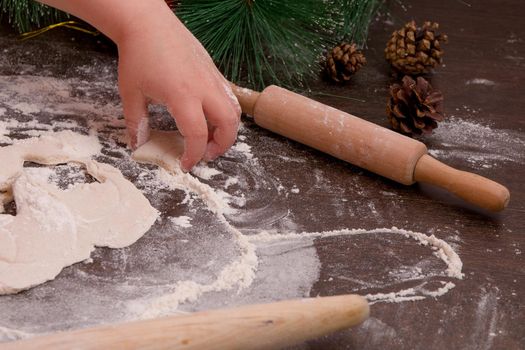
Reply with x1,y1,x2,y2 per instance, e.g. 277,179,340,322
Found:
3,294,369,350
231,85,510,212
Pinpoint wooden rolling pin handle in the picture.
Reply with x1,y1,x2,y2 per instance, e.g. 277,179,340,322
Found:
6,295,369,350
230,84,260,116
414,155,510,212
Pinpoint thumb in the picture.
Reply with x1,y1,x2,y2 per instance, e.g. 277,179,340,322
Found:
121,89,150,149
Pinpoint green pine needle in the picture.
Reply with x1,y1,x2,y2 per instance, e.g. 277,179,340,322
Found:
334,0,383,44
178,0,330,90
0,0,68,33
178,0,382,89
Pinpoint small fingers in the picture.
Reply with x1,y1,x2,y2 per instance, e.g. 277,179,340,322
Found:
168,97,208,172
203,93,240,161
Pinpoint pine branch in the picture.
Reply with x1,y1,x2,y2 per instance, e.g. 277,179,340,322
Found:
178,0,381,89
0,0,68,33
177,0,330,90
336,0,383,45
177,0,323,88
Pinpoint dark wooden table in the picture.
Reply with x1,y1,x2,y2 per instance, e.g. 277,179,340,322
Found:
0,0,523,349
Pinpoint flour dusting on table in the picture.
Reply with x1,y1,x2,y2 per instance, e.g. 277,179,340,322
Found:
169,216,193,228
427,114,525,169
0,73,468,341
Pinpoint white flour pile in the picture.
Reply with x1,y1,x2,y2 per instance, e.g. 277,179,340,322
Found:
0,73,477,340
427,114,525,169
169,216,192,228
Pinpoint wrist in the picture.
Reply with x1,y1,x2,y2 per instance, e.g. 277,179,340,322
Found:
113,1,179,46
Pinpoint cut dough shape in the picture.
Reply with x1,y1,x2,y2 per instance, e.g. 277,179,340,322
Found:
0,132,159,295
132,130,185,173
132,130,234,218
0,131,101,191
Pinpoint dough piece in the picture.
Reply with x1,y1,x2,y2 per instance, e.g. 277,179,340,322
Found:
0,130,101,191
132,130,229,216
132,130,184,172
51,161,159,249
0,132,159,295
0,172,78,292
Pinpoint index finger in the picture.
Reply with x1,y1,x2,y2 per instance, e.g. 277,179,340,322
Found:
167,97,208,172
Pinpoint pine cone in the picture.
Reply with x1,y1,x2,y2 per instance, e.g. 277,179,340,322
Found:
387,76,444,136
385,21,448,75
325,43,366,82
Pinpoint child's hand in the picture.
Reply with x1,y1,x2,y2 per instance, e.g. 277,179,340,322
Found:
39,0,241,171
118,11,241,171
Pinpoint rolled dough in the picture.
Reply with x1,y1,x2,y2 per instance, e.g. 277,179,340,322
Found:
0,131,101,191
0,131,159,295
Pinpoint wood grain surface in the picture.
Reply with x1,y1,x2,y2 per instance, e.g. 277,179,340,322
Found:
0,0,523,349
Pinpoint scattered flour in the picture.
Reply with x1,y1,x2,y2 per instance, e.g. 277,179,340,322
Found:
470,288,500,349
0,75,121,122
423,281,457,298
120,152,258,319
229,141,253,159
0,117,93,144
10,102,41,115
191,164,222,180
0,73,466,340
465,79,496,86
169,216,193,228
276,155,306,163
380,191,397,197
428,116,525,169
248,226,463,304
224,176,239,189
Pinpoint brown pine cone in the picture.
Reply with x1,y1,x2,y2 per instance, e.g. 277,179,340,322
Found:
325,43,366,83
385,21,448,75
387,76,445,136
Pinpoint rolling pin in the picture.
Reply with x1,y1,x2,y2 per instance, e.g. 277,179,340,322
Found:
3,294,369,350
231,85,510,212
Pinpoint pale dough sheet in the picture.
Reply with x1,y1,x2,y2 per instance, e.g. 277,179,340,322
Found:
0,131,101,191
0,131,159,295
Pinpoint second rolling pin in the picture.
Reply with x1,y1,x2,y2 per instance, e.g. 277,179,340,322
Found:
3,294,369,350
231,85,510,212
